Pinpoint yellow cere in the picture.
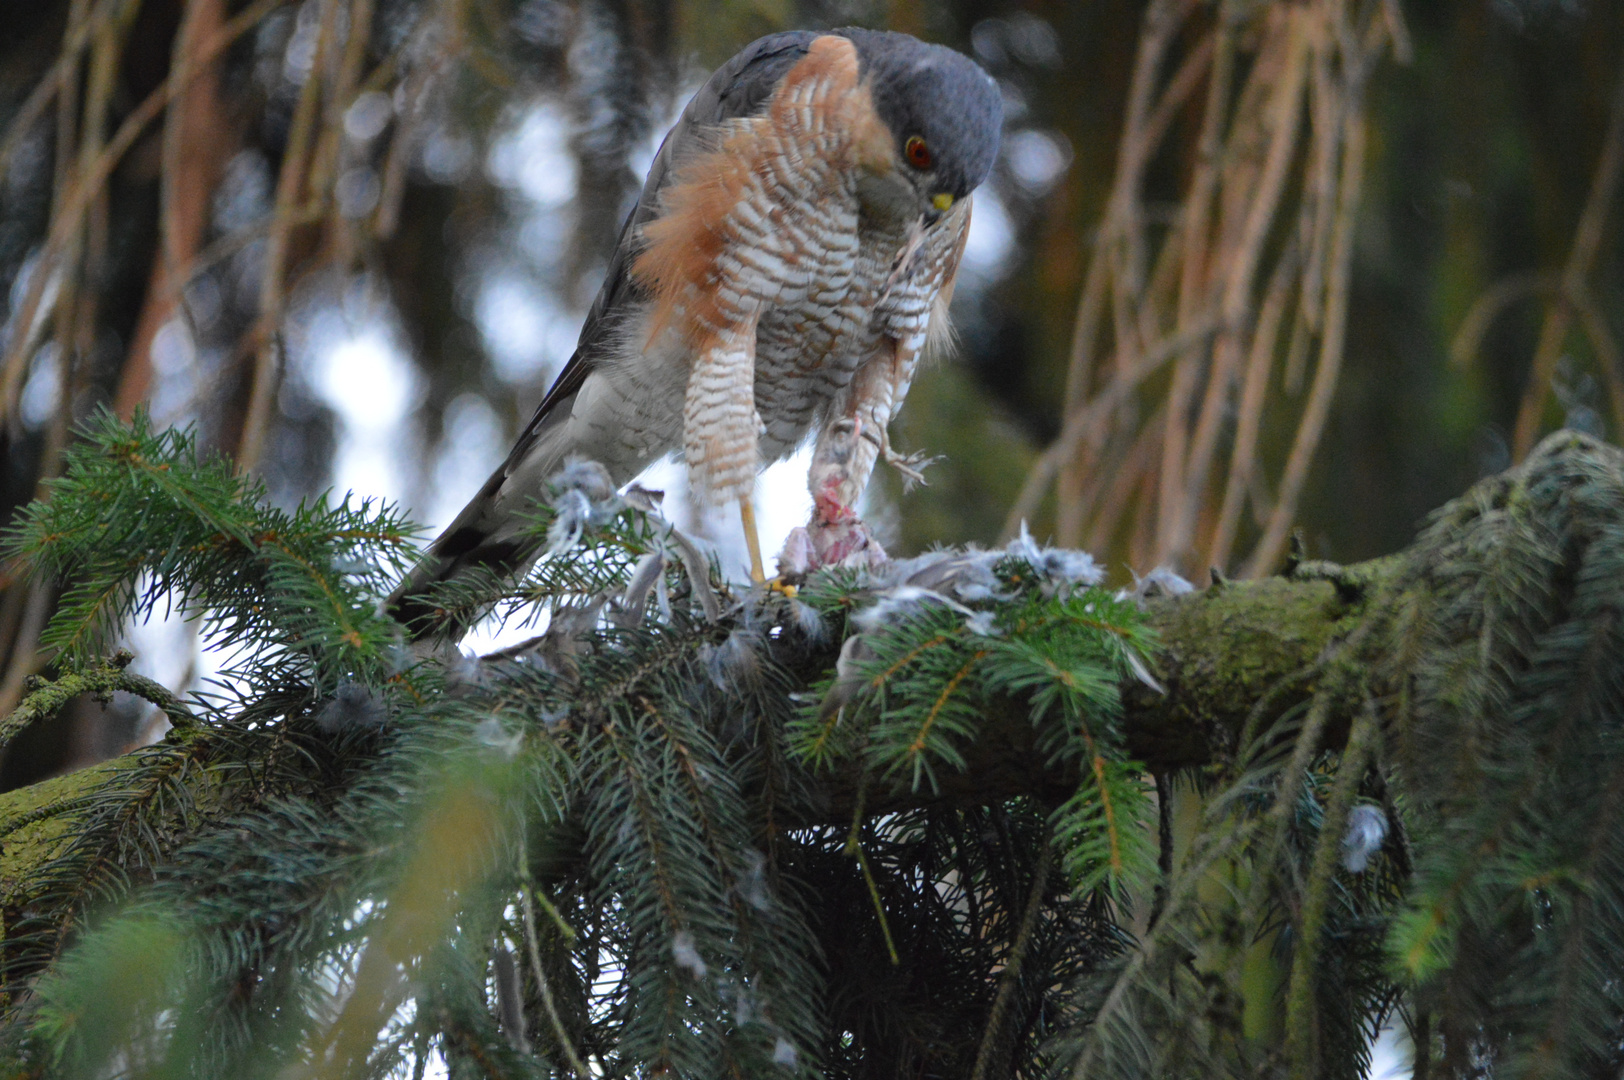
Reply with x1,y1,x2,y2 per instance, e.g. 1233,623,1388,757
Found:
932,192,954,212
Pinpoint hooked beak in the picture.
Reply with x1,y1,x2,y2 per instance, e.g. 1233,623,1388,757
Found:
922,191,954,226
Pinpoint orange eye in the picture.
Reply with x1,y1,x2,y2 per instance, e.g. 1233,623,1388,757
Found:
904,135,933,170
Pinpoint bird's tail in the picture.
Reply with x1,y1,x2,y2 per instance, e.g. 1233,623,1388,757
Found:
387,407,622,642
386,467,541,641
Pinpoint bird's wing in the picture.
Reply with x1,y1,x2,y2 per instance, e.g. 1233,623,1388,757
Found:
498,31,821,475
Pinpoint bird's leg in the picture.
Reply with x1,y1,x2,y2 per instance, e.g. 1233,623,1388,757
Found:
742,498,801,595
739,497,766,584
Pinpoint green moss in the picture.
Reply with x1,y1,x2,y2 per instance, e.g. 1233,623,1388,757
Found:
0,759,132,908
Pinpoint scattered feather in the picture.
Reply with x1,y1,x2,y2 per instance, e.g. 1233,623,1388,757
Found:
667,528,720,621
788,598,826,643
706,626,760,690
621,482,666,514
545,458,624,555
724,978,759,1026
316,682,387,732
1341,803,1388,873
473,716,523,758
671,930,707,979
545,488,593,555
1132,565,1196,602
852,585,939,632
445,648,485,687
818,635,874,723
616,550,666,626
550,456,617,504
738,849,771,911
962,610,999,637
655,566,674,623
1006,522,1105,597
1124,649,1165,695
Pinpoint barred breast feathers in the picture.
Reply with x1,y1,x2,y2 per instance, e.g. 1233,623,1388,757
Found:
630,34,894,353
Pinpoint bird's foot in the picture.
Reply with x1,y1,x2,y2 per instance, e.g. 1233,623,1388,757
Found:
883,445,941,491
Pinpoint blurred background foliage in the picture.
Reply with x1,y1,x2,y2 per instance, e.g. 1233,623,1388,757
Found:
0,0,1620,789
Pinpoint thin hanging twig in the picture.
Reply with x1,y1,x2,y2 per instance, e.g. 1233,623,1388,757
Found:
969,833,1055,1080
1448,271,1557,369
0,0,290,428
1206,231,1302,570
0,0,126,184
116,0,230,418
1008,0,1400,582
1001,314,1223,542
1156,1,1237,559
1086,403,1167,555
1244,90,1369,578
237,0,340,471
1571,286,1624,435
1175,8,1308,566
1055,0,1199,544
1509,45,1624,459
519,875,591,1080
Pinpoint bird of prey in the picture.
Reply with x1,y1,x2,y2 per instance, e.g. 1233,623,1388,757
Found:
390,27,1002,635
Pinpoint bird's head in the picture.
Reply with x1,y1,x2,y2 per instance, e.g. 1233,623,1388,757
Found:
840,28,1003,226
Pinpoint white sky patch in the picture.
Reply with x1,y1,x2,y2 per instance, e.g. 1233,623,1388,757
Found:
461,607,552,656
290,281,421,499
426,393,505,531
309,323,420,501
487,102,578,209
5,248,63,377
636,446,815,583
476,273,579,385
1367,1021,1412,1079
148,318,200,427
343,90,393,144
963,189,1015,280
121,599,286,745
121,600,200,744
18,342,60,430
753,449,816,570
1005,128,1073,196
627,83,695,187
420,128,474,184
122,601,198,697
421,1048,450,1080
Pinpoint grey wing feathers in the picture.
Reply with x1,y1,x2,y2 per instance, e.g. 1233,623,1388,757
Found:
502,31,818,470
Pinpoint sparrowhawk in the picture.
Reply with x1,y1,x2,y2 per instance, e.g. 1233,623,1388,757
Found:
391,28,1002,634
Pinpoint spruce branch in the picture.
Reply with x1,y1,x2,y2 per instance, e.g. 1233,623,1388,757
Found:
5,418,1624,1078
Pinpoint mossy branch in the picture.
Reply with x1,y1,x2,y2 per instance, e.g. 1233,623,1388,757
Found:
0,649,199,755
